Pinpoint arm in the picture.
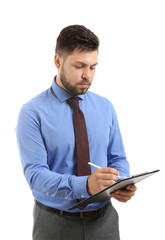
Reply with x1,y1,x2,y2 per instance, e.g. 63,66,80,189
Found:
107,103,137,201
107,103,130,178
87,102,130,195
16,104,89,200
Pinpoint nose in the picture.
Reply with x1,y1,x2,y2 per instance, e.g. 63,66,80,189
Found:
82,68,90,81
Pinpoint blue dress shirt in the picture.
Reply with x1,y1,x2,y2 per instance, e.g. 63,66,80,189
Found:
16,77,130,212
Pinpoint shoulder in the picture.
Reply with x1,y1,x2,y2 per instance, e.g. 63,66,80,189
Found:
27,88,50,107
85,91,118,123
86,91,115,110
18,88,50,119
22,88,50,108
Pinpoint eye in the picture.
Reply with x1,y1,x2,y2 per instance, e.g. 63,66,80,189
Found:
90,66,96,70
75,65,83,69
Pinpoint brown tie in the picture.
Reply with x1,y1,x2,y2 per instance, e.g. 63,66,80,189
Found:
67,97,91,177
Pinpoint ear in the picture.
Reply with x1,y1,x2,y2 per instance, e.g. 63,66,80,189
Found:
54,54,62,69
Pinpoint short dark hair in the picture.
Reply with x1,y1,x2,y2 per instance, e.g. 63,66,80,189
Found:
55,25,99,56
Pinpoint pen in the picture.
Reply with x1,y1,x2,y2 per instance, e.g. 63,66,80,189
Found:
88,162,101,169
88,162,121,178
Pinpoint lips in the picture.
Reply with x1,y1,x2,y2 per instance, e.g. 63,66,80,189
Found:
80,83,89,88
79,82,90,88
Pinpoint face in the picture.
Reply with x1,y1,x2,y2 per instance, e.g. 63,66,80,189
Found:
55,49,98,96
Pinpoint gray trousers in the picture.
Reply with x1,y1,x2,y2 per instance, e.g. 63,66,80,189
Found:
33,201,120,240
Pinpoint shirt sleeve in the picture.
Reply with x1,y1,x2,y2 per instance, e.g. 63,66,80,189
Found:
16,104,90,200
107,103,130,178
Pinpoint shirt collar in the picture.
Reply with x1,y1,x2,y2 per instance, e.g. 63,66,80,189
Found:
51,76,85,102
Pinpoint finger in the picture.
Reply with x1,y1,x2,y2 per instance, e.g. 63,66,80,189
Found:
94,169,118,180
111,191,135,201
111,195,131,202
101,180,116,186
99,167,119,176
111,190,135,199
100,173,118,181
115,190,135,196
126,184,137,191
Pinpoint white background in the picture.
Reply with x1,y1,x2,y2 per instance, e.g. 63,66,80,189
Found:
0,0,164,239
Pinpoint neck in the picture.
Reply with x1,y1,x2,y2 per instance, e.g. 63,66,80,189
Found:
55,75,75,96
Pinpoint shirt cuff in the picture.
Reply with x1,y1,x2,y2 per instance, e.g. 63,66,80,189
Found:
71,175,90,199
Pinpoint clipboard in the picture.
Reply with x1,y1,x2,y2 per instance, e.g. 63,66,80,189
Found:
69,169,159,210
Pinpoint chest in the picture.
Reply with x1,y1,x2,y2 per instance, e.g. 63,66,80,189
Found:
42,104,111,149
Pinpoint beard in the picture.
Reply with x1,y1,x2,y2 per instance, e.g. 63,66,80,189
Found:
60,65,91,96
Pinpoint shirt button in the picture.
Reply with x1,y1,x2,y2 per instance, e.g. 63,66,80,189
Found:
65,197,67,199
81,195,84,198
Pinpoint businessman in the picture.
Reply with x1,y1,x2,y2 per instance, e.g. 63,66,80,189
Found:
16,25,137,240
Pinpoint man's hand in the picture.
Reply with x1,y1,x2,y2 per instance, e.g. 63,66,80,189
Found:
110,184,137,202
87,167,119,195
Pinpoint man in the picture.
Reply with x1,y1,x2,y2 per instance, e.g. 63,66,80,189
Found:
16,25,137,240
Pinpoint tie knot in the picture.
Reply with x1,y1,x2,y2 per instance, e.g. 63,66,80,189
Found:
67,97,79,109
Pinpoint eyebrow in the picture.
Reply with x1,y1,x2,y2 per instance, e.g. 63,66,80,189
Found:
74,61,98,67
